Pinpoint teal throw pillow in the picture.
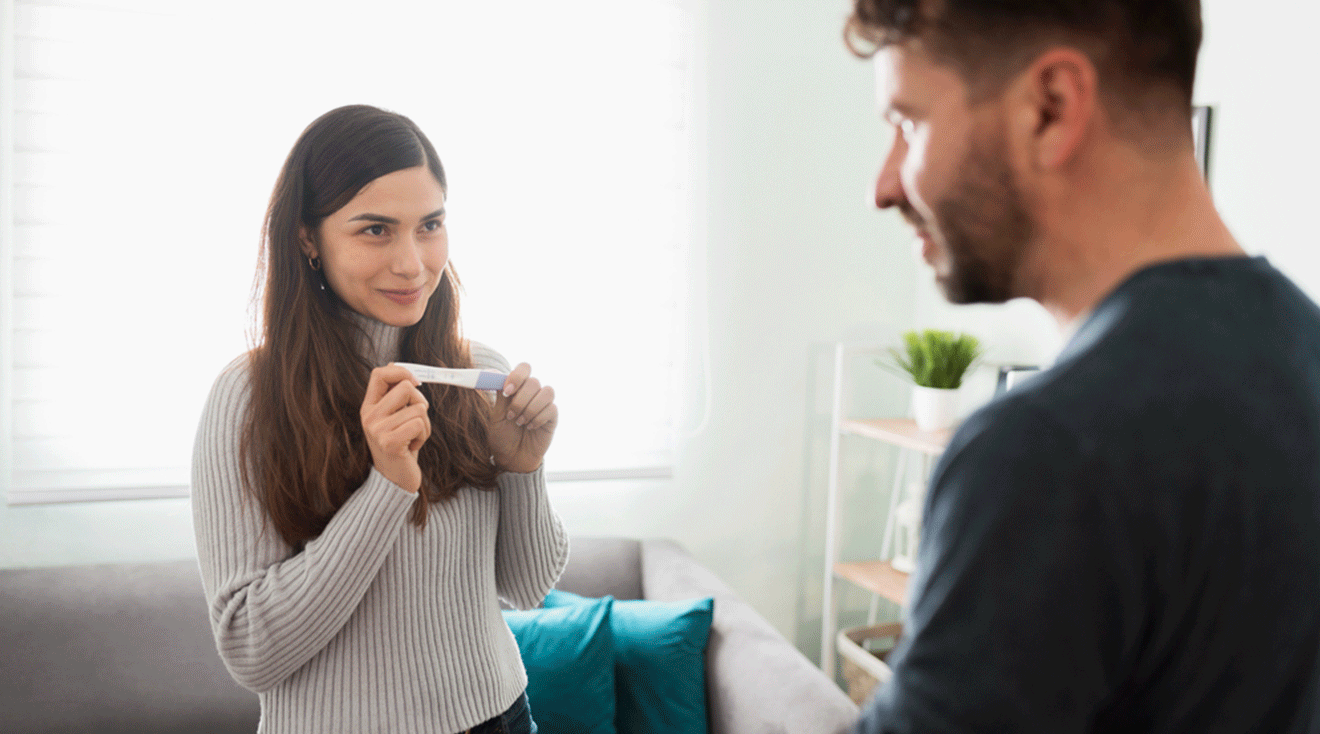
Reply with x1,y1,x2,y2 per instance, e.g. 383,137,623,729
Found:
544,589,714,734
503,595,616,734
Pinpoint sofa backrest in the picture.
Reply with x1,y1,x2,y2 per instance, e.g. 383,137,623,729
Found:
0,560,260,734
552,536,644,600
0,537,647,733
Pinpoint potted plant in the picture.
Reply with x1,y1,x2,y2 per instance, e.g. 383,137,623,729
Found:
887,329,983,431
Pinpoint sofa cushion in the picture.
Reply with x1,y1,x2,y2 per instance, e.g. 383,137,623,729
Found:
545,589,713,734
504,594,617,734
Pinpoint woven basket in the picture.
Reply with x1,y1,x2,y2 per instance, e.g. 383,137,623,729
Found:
836,622,902,705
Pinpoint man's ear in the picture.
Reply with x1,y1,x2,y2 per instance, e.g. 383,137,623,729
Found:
1010,47,1097,171
298,226,318,260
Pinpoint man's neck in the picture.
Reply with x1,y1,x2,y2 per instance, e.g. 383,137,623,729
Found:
1023,147,1244,332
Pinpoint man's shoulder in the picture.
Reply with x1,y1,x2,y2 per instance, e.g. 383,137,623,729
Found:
1082,256,1320,361
1056,257,1320,419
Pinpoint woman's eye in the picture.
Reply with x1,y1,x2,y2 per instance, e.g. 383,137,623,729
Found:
364,224,386,236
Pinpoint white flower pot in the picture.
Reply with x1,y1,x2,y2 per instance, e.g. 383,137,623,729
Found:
911,385,960,432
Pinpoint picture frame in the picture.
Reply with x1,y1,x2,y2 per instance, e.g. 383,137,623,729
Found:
994,365,1041,396
1192,105,1214,181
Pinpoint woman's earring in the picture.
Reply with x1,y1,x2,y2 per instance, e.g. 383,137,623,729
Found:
307,255,322,271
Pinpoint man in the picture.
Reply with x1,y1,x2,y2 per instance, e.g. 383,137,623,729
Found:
845,1,1320,731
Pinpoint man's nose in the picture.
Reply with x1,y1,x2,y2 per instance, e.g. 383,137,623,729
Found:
874,134,906,210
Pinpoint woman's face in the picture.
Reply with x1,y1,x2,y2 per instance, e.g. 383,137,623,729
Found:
302,165,448,327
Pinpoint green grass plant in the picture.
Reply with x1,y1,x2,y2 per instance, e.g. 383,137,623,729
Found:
886,329,983,389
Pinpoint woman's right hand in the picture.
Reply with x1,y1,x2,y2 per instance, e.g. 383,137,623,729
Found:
361,364,431,493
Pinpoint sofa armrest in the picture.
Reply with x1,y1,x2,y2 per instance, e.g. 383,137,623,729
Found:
641,539,859,734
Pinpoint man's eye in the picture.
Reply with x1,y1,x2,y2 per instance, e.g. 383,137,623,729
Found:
898,119,917,140
423,219,444,232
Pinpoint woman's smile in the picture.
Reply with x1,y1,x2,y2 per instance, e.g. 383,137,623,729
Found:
379,286,426,305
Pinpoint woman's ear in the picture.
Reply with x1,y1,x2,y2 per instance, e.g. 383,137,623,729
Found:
298,226,318,260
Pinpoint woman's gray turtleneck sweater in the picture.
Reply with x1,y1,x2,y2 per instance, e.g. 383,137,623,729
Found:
191,316,568,734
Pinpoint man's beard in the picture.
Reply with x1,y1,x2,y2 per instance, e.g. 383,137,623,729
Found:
912,130,1035,305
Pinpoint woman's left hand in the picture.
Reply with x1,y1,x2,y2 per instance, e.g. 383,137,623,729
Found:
489,363,557,474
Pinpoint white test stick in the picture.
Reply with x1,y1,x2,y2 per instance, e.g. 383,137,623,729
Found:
395,363,507,391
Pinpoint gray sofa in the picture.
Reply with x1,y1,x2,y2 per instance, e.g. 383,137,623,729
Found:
1,536,858,734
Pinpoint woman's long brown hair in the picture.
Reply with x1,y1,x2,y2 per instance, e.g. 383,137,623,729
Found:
240,105,500,548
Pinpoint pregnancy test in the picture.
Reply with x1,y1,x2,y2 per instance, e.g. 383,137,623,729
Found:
395,363,507,391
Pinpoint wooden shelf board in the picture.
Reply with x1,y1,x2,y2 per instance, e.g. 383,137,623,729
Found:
834,559,910,606
840,417,952,455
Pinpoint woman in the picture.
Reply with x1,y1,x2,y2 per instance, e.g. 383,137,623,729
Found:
192,104,566,734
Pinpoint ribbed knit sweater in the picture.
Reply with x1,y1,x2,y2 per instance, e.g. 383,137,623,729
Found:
191,316,569,734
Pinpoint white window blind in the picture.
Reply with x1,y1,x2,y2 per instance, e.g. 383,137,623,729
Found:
4,0,691,504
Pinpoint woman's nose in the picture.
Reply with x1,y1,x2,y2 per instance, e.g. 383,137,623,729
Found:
391,235,423,277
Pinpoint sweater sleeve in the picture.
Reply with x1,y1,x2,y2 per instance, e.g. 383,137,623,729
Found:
469,341,571,610
190,361,419,693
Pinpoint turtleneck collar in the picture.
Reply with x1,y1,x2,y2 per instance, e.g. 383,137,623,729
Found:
347,310,406,367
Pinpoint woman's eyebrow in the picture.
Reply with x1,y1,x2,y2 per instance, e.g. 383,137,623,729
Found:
347,208,444,225
348,213,399,225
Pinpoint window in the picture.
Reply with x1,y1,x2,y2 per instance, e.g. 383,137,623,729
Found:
3,0,691,504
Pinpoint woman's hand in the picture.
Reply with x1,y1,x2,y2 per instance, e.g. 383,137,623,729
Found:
361,364,431,493
490,363,557,474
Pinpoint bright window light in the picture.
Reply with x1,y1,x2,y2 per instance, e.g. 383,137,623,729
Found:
5,0,691,503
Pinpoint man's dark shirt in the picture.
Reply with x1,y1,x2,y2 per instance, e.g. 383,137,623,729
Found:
854,256,1320,733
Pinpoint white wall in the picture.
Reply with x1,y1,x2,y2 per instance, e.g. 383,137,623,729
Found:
1197,0,1320,290
546,0,919,656
5,0,1316,666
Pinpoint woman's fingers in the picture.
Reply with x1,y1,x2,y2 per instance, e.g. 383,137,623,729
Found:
386,414,431,453
362,365,430,455
364,364,419,405
504,377,542,423
525,401,558,432
381,379,428,417
488,361,557,473
361,364,431,493
501,364,556,425
500,362,533,399
377,401,430,439
516,386,556,429
364,367,427,419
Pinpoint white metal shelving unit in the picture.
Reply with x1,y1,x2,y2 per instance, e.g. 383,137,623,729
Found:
819,343,952,680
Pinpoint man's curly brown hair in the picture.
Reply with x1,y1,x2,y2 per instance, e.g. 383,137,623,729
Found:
845,0,1202,128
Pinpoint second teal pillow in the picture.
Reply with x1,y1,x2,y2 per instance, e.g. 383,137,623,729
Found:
504,595,616,734
544,589,713,734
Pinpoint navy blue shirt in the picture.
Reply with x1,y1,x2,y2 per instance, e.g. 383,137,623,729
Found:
854,257,1320,733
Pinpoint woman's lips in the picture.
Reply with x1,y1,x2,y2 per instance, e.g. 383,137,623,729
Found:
380,287,424,305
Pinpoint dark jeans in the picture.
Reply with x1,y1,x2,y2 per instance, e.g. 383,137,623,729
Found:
465,691,536,734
